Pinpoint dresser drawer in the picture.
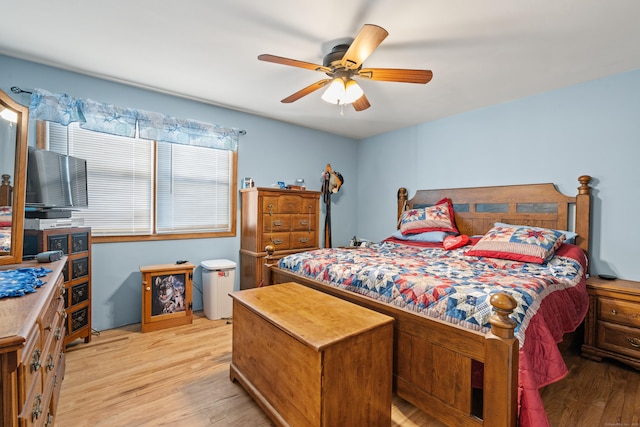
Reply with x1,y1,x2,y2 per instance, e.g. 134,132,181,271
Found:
263,195,303,214
18,370,44,427
290,231,316,249
19,326,42,405
71,231,90,253
598,297,640,328
70,281,90,307
68,305,90,335
291,214,316,231
261,232,290,251
596,321,640,359
47,233,69,254
263,214,291,232
71,256,90,280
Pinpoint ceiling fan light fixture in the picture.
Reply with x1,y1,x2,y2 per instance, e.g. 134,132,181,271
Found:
321,78,363,105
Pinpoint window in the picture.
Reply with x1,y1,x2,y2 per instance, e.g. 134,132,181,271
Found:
43,121,236,241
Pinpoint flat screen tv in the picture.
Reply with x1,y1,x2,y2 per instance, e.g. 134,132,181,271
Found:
26,147,88,212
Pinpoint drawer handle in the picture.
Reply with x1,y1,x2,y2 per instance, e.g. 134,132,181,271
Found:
45,413,54,427
46,354,55,372
272,220,283,227
271,239,283,245
32,394,43,421
55,326,63,341
629,337,640,348
31,348,41,372
611,309,617,315
299,220,309,226
299,237,309,243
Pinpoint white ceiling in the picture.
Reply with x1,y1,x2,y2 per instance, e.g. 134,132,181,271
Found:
2,1,640,140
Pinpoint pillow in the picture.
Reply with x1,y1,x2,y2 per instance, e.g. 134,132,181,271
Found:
390,230,448,242
465,225,566,264
0,206,10,227
494,222,577,244
400,197,459,235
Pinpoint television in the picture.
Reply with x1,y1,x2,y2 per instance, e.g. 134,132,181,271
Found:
25,147,88,217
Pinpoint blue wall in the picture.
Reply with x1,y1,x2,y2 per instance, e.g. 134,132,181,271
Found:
3,53,640,331
357,69,640,281
1,55,359,330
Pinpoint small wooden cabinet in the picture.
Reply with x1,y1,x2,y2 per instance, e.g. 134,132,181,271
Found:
139,263,194,333
240,187,320,289
24,226,92,347
230,282,394,427
582,276,640,369
0,259,67,427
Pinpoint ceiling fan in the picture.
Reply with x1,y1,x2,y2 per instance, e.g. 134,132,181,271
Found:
258,24,433,112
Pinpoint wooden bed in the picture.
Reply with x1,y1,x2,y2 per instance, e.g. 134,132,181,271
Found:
263,175,592,427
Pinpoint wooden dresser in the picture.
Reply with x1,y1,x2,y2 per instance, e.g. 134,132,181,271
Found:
582,276,640,369
0,258,67,426
230,282,393,426
239,188,320,289
24,227,92,346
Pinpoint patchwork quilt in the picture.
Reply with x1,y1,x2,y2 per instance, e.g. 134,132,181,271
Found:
278,240,589,427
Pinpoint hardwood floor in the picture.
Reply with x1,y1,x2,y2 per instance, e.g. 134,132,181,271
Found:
57,312,640,427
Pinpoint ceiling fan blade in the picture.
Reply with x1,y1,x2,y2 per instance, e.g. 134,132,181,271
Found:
258,54,332,73
352,94,371,111
358,68,433,84
281,79,331,103
341,24,389,70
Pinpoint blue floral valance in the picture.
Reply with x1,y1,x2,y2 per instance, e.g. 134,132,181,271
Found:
29,88,239,151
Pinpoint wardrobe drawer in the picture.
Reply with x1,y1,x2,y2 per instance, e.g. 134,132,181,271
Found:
262,195,303,214
291,214,316,231
263,214,291,232
290,232,316,249
261,232,290,251
598,297,640,328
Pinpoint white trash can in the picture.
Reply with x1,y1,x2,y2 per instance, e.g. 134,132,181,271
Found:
201,259,236,320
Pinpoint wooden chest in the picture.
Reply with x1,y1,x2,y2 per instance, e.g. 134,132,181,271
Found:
229,282,394,427
582,276,640,369
239,188,320,289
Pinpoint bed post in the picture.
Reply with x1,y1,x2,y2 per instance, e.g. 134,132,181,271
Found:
574,175,592,262
262,245,276,287
397,187,408,229
484,293,518,427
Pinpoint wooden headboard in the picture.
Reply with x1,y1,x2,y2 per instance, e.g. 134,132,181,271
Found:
397,175,592,256
0,174,12,206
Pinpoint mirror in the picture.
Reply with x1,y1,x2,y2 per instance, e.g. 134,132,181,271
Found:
0,89,28,265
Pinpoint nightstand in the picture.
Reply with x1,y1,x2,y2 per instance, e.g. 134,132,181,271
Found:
582,276,640,369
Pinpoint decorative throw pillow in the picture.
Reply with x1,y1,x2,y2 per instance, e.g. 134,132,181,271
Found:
443,234,470,250
494,222,577,244
400,198,459,235
465,225,565,264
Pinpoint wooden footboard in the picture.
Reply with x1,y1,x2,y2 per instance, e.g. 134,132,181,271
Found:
264,264,518,427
